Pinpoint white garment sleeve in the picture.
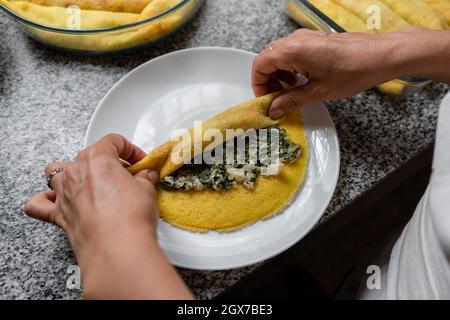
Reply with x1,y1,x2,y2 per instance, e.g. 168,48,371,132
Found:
360,91,450,300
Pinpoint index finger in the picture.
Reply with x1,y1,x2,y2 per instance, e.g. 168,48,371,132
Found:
252,47,280,97
95,133,147,165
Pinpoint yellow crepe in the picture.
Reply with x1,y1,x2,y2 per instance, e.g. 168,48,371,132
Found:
381,0,448,30
424,0,450,24
157,110,309,232
1,0,192,52
309,0,374,33
2,0,182,28
128,92,280,177
140,0,180,18
333,0,410,32
2,1,139,28
128,92,308,232
8,0,152,13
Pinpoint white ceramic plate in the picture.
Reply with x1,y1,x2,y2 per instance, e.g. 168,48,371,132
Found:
85,47,340,270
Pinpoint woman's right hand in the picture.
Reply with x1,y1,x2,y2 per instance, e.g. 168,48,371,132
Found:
252,26,449,119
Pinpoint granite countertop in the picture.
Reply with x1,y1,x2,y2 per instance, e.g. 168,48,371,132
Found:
0,0,448,300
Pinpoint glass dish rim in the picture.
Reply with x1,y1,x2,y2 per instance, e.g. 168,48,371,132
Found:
0,0,192,34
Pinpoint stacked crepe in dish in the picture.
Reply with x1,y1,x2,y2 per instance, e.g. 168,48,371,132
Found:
286,0,449,95
305,0,449,32
128,93,310,233
1,0,181,28
0,0,200,52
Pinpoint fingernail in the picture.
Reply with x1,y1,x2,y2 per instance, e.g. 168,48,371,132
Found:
269,107,285,120
147,170,160,185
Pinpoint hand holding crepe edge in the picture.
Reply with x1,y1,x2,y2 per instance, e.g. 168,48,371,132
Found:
127,91,282,177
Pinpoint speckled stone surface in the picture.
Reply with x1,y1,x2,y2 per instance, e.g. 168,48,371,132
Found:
0,0,448,300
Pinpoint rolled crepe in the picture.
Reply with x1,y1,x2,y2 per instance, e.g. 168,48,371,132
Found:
140,0,181,19
158,110,309,232
127,92,281,177
423,0,450,24
381,0,448,30
2,0,196,52
8,0,152,13
377,80,408,95
19,7,186,51
309,0,374,33
333,0,410,32
2,1,140,29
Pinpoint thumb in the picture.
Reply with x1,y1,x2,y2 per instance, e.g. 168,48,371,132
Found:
24,191,61,228
134,169,160,186
268,83,320,119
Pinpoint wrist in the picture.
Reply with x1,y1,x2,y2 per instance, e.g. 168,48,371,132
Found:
77,227,192,300
74,224,158,296
384,27,449,81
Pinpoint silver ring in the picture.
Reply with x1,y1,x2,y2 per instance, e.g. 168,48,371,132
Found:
47,168,64,190
298,74,309,86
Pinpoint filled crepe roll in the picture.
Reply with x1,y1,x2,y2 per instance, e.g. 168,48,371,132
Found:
1,0,140,28
333,0,410,32
9,0,196,52
128,92,309,232
423,0,450,24
140,0,182,19
156,109,309,232
127,92,281,177
381,0,448,30
8,0,152,13
309,0,374,33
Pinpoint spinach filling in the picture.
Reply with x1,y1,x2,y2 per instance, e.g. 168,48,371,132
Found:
161,125,301,192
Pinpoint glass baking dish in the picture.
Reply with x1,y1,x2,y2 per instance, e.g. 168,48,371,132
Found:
284,0,432,96
0,0,203,55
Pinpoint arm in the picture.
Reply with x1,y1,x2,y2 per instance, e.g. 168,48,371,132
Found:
24,134,193,300
391,27,450,83
252,27,450,119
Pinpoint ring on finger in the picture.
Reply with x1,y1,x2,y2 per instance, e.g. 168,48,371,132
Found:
46,168,64,190
266,42,275,52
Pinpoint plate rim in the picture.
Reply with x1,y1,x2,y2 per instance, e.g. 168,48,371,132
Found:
85,47,267,147
164,103,340,270
84,46,340,270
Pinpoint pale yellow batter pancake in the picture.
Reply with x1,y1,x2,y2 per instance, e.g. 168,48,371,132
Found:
157,110,309,232
333,0,410,32
381,0,448,30
309,0,374,33
1,0,140,29
128,92,280,177
423,0,450,24
8,0,152,13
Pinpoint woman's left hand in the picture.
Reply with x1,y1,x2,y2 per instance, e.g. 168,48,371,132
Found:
25,134,192,299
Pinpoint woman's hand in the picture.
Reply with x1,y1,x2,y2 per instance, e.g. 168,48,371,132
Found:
25,134,192,299
253,27,450,119
27,134,159,255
